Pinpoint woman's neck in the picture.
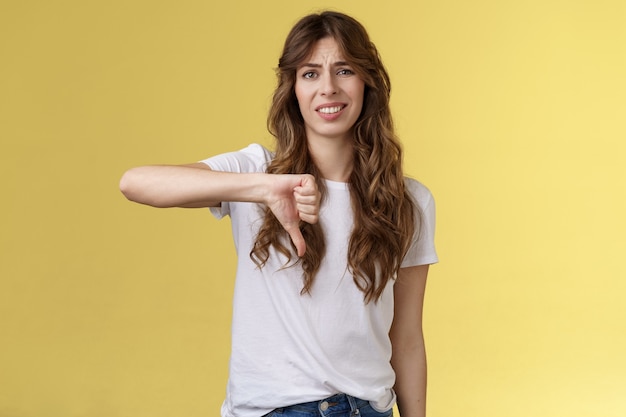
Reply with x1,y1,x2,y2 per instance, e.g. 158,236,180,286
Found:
307,137,354,182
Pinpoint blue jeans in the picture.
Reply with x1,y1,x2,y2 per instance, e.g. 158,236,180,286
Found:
262,393,393,417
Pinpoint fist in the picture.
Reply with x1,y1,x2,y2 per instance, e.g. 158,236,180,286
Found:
266,174,320,257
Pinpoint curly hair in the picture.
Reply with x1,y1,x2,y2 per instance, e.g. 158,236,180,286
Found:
250,11,420,303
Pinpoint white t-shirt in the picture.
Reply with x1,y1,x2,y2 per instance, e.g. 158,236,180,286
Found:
202,144,438,417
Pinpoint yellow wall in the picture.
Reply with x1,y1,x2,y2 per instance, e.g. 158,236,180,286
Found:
1,1,625,416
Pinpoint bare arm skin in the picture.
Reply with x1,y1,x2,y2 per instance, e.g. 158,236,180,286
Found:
119,162,320,256
390,264,430,417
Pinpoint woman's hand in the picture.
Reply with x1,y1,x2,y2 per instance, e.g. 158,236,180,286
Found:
265,174,320,257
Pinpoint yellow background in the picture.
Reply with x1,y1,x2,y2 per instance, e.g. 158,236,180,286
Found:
1,1,625,416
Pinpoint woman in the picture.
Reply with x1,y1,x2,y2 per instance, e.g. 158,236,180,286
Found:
120,11,437,417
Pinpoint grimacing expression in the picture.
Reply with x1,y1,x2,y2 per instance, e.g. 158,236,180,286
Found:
294,37,365,145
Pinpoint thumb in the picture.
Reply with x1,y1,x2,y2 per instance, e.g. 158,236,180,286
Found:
285,224,306,257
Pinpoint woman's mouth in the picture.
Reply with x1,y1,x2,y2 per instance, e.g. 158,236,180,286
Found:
317,105,345,114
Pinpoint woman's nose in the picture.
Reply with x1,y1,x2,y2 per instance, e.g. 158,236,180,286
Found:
320,74,337,96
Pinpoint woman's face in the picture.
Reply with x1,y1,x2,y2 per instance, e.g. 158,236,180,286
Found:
294,37,365,146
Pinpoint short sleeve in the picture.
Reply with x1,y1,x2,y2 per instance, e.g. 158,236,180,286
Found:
401,179,439,268
199,143,274,219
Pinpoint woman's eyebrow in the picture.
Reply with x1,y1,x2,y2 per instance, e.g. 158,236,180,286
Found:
299,61,351,68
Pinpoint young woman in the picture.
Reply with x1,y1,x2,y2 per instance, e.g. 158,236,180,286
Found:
120,11,437,417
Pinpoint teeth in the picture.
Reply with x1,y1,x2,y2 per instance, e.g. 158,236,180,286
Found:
318,106,343,114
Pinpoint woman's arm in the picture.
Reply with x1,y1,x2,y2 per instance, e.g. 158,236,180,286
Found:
120,162,265,208
390,264,430,417
119,162,320,256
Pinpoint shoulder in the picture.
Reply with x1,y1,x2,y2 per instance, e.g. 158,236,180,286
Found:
201,143,275,173
404,177,434,209
239,143,274,163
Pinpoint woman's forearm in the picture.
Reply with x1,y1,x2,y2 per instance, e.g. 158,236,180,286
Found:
391,264,430,417
119,165,269,208
392,341,427,417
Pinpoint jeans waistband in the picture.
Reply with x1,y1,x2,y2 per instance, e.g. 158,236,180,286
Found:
272,393,367,416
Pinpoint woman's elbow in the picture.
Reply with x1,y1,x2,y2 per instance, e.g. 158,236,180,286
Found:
119,168,151,204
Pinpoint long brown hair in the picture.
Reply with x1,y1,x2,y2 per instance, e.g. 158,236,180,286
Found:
251,11,420,303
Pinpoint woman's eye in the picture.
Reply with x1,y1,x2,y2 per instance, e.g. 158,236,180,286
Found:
338,69,354,76
302,71,317,79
